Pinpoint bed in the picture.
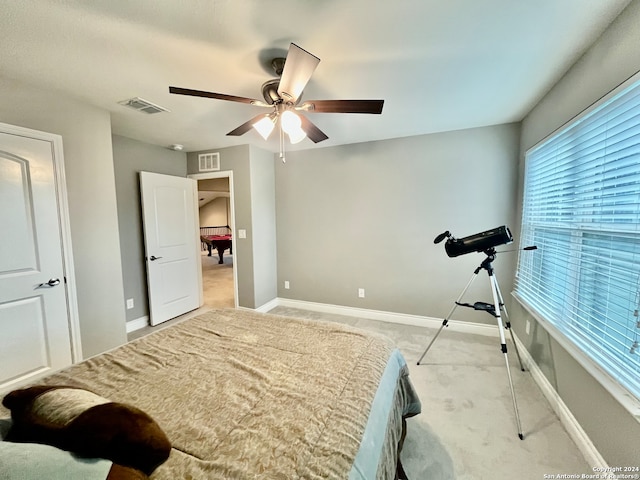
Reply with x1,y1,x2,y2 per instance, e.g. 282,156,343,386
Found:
0,309,421,479
200,225,233,264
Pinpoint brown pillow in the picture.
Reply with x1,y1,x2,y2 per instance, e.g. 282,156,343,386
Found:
2,385,171,476
108,464,150,480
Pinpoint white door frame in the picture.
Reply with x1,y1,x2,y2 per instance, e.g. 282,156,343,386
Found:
188,171,239,308
0,121,82,362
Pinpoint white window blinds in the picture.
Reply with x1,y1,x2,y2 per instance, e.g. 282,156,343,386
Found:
515,76,640,402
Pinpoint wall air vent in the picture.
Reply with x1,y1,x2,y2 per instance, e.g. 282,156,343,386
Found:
118,97,169,114
199,153,220,172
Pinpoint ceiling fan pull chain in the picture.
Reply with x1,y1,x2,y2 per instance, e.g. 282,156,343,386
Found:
279,120,286,163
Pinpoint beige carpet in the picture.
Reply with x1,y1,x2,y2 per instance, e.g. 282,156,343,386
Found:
269,306,592,480
201,250,234,308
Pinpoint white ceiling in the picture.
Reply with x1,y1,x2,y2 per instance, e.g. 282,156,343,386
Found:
0,0,632,153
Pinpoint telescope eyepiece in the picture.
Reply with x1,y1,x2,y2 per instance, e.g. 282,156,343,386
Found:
434,231,450,244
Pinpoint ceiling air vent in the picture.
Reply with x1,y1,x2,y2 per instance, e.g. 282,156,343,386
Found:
118,97,169,114
199,153,220,172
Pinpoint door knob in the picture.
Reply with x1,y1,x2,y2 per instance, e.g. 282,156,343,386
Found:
149,256,163,261
37,278,60,288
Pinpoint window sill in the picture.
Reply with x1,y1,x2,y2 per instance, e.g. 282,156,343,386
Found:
511,291,640,422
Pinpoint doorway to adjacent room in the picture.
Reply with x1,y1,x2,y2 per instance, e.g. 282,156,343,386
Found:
190,171,237,309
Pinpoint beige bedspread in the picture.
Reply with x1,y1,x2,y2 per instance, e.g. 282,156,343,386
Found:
16,309,419,479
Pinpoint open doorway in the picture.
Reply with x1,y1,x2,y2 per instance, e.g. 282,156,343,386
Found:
189,171,237,309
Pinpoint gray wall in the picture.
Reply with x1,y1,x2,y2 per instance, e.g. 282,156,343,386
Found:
275,123,521,322
249,145,278,307
512,0,640,466
0,77,127,358
188,144,277,309
112,135,187,322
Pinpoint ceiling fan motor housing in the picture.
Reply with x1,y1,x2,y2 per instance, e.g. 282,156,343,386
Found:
261,79,282,104
271,57,285,76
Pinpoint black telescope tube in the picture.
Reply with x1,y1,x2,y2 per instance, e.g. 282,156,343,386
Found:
444,226,513,257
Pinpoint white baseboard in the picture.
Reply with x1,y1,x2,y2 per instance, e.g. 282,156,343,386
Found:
269,297,500,337
512,333,608,469
126,316,149,333
259,297,606,469
254,298,280,313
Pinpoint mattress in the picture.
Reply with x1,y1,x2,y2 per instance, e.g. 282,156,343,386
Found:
3,309,421,479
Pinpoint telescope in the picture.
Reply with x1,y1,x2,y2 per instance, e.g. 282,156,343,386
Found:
422,223,536,440
434,226,513,257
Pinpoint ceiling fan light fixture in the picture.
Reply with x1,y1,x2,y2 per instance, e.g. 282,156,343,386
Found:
253,115,276,140
287,126,307,144
280,110,306,144
280,110,301,133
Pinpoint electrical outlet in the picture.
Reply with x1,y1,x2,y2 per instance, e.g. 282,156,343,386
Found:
126,298,134,310
284,280,290,289
526,320,531,335
358,288,365,298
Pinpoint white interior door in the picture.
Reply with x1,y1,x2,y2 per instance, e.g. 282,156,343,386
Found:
0,128,75,390
140,172,201,326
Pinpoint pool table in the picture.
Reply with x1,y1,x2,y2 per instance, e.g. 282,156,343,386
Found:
201,234,232,264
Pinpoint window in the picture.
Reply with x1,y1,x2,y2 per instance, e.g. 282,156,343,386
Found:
515,75,640,406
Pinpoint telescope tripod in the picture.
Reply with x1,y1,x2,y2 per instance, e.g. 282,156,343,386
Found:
417,248,526,440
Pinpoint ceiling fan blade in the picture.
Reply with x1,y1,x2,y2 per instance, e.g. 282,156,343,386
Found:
299,114,329,143
298,99,384,114
226,113,271,136
277,44,320,104
169,86,269,107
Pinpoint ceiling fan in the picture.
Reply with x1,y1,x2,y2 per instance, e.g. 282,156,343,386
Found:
169,43,384,158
